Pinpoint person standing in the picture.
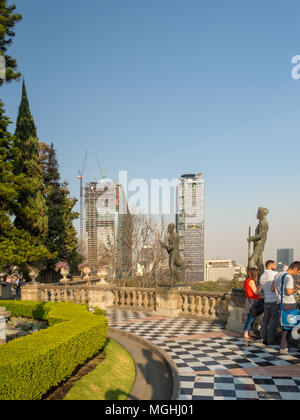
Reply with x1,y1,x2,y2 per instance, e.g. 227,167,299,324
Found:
272,262,300,354
6,275,12,284
259,260,278,345
243,268,261,340
15,276,21,300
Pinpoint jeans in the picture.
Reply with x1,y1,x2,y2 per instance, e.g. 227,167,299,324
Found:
244,301,259,332
261,302,279,344
16,287,21,299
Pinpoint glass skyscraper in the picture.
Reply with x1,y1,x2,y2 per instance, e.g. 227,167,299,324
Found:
277,248,294,271
176,173,205,283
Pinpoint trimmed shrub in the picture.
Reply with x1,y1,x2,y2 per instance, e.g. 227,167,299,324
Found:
0,301,108,400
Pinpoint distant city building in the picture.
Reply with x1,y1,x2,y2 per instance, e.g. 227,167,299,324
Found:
235,264,247,276
204,259,236,282
277,249,294,272
85,181,132,276
176,173,205,283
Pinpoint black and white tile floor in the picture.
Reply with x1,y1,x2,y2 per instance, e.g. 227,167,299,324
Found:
109,317,225,341
106,310,300,400
105,309,153,325
179,374,300,400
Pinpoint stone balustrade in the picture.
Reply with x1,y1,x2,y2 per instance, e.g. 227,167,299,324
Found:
20,282,231,322
111,288,157,311
40,285,90,305
179,290,231,322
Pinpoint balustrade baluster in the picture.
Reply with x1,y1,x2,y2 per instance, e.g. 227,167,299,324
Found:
190,295,196,314
182,294,190,313
120,291,126,306
209,297,216,319
131,290,137,307
203,297,210,318
65,288,70,302
148,292,154,309
145,292,151,309
136,291,142,308
141,291,146,308
195,296,203,316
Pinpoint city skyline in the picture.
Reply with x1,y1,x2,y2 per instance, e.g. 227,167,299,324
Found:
1,0,300,264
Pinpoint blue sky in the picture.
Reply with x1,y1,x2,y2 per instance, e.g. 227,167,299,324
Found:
2,0,300,262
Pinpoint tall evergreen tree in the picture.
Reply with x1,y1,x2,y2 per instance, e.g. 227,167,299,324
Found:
40,142,81,277
0,0,22,86
0,101,49,269
13,81,48,240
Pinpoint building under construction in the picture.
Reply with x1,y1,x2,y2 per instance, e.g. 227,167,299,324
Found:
84,181,132,278
176,173,205,283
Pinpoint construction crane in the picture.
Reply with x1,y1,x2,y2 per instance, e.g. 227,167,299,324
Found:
78,150,88,244
93,149,107,180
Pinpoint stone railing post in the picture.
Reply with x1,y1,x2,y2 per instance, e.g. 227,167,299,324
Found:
21,283,42,301
0,284,12,300
0,315,6,344
88,286,115,310
226,289,247,333
156,287,182,317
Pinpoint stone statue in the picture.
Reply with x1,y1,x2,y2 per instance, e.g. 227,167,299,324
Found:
160,223,184,284
247,207,269,275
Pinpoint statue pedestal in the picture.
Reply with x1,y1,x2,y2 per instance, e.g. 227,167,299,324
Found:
20,283,42,301
156,286,183,317
226,289,248,334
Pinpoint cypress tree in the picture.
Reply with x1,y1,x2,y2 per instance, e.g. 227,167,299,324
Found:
13,81,48,239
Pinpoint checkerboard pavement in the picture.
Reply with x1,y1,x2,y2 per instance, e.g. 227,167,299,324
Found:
179,374,300,400
105,309,153,325
106,309,300,400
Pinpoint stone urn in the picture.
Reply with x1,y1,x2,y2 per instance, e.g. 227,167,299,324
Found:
60,267,70,284
97,266,109,281
98,278,109,286
83,265,91,283
28,269,39,283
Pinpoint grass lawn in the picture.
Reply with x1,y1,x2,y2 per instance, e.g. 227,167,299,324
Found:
64,338,136,401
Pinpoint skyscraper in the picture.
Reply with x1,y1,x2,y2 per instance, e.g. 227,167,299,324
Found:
277,249,294,271
84,181,132,276
176,173,205,283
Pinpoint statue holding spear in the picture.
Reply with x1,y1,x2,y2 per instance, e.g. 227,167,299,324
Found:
247,207,269,277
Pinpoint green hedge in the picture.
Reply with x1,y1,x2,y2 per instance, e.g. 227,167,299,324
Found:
0,301,109,400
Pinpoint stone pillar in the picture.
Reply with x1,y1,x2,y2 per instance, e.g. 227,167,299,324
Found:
156,287,182,317
21,283,42,301
88,286,115,310
226,289,247,334
0,315,6,344
0,284,12,300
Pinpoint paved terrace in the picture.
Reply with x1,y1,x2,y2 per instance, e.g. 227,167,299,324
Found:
106,309,300,400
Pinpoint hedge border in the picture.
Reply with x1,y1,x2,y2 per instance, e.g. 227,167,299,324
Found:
0,301,108,400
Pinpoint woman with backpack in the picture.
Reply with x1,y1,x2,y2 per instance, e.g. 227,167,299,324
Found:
243,268,261,340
